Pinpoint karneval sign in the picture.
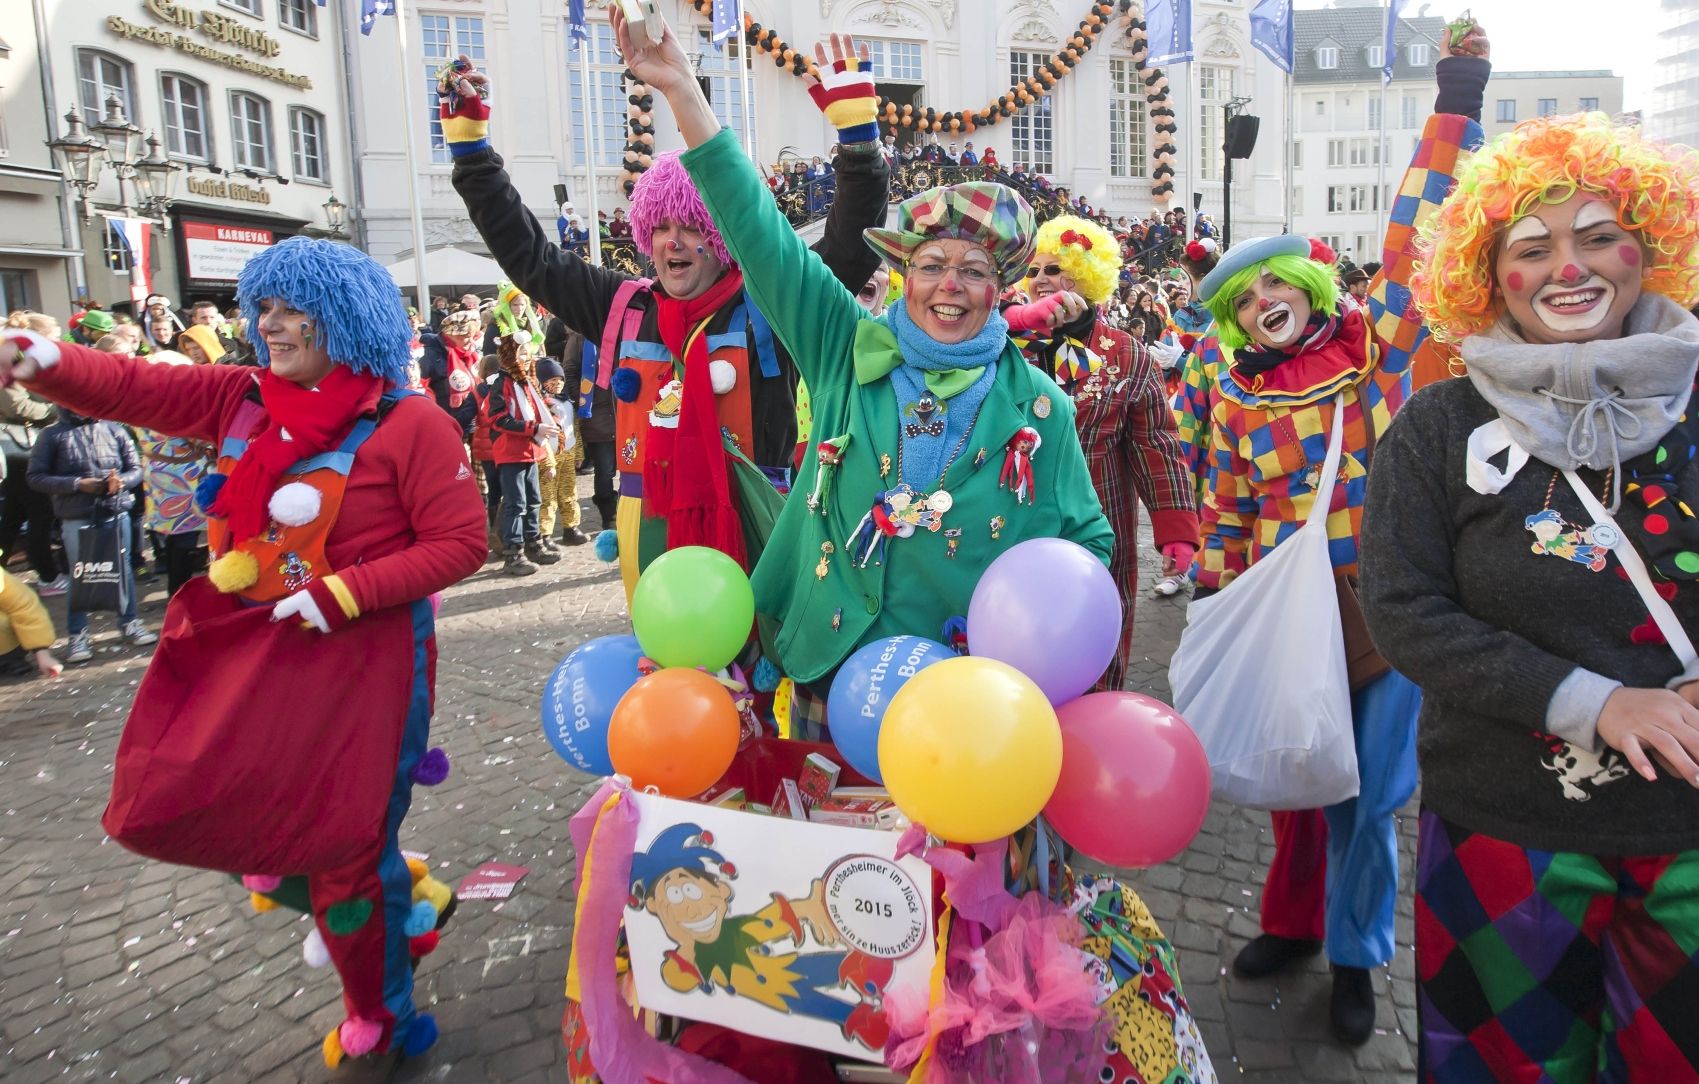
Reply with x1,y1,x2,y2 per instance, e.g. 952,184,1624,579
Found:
182,221,274,283
106,1,312,90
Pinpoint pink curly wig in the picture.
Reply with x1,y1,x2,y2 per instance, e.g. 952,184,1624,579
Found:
626,151,732,267
1410,112,1699,343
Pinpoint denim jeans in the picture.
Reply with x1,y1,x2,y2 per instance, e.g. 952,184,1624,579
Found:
496,462,540,549
62,513,138,635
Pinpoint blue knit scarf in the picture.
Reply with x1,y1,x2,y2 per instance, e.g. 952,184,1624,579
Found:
883,303,1007,490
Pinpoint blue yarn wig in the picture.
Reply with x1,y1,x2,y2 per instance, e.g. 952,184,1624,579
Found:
237,236,413,386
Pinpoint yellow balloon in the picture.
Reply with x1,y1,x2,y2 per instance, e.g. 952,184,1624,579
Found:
877,657,1062,844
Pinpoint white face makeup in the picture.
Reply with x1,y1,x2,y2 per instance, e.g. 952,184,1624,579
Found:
1232,271,1313,350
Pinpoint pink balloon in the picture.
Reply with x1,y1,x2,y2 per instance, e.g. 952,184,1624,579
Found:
1043,692,1210,868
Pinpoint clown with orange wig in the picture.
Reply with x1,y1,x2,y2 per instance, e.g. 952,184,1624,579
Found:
1011,214,1198,690
1360,109,1699,1079
1172,14,1495,1047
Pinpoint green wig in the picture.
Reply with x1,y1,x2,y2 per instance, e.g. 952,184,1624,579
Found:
1203,254,1340,351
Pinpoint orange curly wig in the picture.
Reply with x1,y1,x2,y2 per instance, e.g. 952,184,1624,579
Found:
1410,112,1699,343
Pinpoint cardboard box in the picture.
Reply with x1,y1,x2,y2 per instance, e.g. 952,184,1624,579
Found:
769,778,809,821
797,753,841,808
808,793,906,831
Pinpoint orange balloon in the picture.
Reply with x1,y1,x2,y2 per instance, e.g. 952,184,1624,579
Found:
608,669,740,798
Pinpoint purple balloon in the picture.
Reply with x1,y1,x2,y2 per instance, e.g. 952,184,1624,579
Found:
966,538,1122,704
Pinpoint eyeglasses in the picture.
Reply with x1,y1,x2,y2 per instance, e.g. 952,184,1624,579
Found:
908,262,995,286
1027,263,1065,279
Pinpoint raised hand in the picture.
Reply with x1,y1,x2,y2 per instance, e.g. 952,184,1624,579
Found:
1444,15,1489,59
437,53,491,157
803,33,880,145
608,2,695,98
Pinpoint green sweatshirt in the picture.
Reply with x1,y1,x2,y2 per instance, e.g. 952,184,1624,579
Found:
681,129,1113,684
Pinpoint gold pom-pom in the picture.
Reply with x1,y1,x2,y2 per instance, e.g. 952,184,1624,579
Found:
321,1026,345,1068
416,876,453,913
406,857,429,884
208,549,260,594
249,891,278,913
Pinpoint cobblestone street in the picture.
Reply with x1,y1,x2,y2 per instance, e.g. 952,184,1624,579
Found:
0,486,1419,1083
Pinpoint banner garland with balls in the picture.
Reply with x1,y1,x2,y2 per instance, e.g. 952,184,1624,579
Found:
615,2,1176,204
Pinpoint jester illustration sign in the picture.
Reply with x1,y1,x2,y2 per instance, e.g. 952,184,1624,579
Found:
623,792,936,1061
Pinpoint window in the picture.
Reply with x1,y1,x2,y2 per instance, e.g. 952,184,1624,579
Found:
1198,65,1234,181
1365,45,1383,69
103,219,134,272
1496,99,1516,122
220,0,261,14
160,74,210,161
1291,185,1302,213
1401,94,1418,128
1314,99,1325,116
1009,51,1053,174
229,92,273,172
862,40,923,81
1367,96,1381,129
1354,233,1373,259
1108,59,1148,179
421,14,486,165
278,0,316,36
1327,138,1346,166
567,23,628,168
76,50,135,125
1316,46,1339,69
1319,234,1343,254
0,89,9,158
1537,98,1558,117
1291,140,1302,168
1408,42,1432,66
289,107,326,181
1579,96,1599,111
1348,137,1379,166
0,270,31,312
697,29,756,150
1348,184,1371,212
1327,185,1346,213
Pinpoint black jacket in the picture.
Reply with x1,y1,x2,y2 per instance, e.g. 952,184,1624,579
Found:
547,317,614,445
27,412,142,520
451,142,889,469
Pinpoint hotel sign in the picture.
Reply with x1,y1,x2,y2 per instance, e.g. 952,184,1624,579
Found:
106,1,313,90
185,176,273,206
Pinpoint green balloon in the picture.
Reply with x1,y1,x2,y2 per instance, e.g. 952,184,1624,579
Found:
630,547,754,670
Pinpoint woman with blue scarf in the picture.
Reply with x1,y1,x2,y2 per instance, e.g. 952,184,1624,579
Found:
614,12,1111,694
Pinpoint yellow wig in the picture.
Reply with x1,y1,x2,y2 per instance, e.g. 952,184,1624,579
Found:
1030,216,1122,305
1411,112,1699,343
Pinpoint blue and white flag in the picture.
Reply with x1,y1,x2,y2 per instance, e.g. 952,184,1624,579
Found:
1382,0,1405,84
1144,0,1194,67
711,0,739,44
1250,0,1293,74
568,0,589,46
360,0,395,37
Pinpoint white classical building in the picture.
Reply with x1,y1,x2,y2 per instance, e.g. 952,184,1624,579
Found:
4,0,357,315
349,0,1293,284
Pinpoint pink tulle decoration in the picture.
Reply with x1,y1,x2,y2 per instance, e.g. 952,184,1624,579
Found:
241,874,283,894
339,1016,385,1057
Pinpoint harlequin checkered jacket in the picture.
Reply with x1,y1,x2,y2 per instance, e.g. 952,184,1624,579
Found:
1194,113,1481,591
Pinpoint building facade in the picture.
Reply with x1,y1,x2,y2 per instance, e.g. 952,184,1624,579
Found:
1647,0,1699,149
349,0,1293,284
13,0,355,317
1,1,84,317
1480,70,1625,142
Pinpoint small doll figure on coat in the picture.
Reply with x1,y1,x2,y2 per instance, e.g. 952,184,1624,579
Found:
1000,426,1041,504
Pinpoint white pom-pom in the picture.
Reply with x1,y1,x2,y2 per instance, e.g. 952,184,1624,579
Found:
303,927,331,968
709,360,736,395
268,482,323,527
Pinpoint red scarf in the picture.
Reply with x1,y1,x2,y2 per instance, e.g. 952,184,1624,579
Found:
212,366,385,545
443,337,480,407
644,269,747,567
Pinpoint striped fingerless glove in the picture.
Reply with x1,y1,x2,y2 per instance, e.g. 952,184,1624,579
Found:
437,63,490,158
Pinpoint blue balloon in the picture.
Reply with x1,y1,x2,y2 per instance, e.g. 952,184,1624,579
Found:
827,635,950,784
541,634,645,776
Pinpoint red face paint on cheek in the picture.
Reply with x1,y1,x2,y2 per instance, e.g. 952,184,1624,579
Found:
1619,244,1641,267
983,284,996,309
1505,271,1525,292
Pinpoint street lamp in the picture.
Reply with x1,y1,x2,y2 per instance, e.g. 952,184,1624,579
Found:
46,108,106,223
321,193,347,239
91,94,143,169
133,131,182,227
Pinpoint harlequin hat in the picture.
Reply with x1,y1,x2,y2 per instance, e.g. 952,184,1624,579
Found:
1031,215,1121,304
627,823,730,904
1197,234,1309,305
864,182,1036,287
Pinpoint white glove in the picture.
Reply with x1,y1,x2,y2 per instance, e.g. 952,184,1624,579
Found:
271,589,331,633
1146,339,1182,369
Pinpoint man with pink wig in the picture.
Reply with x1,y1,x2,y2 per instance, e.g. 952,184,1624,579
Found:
442,47,889,599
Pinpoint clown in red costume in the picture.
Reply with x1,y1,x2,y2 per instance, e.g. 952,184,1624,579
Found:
0,236,487,1068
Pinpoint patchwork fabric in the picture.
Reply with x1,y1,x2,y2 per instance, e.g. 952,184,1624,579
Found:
1415,810,1699,1083
1171,334,1228,504
864,182,1037,286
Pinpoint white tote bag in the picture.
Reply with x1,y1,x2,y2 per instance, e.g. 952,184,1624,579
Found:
1168,394,1360,810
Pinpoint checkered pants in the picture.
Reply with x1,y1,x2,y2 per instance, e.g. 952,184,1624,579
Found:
537,431,583,538
1415,809,1699,1082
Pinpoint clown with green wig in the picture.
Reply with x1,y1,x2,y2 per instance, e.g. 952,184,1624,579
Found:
1183,14,1494,1047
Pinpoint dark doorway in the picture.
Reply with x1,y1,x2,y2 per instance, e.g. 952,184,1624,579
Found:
879,82,924,149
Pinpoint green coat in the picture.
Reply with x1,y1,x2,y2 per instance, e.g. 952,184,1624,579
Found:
683,130,1113,685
